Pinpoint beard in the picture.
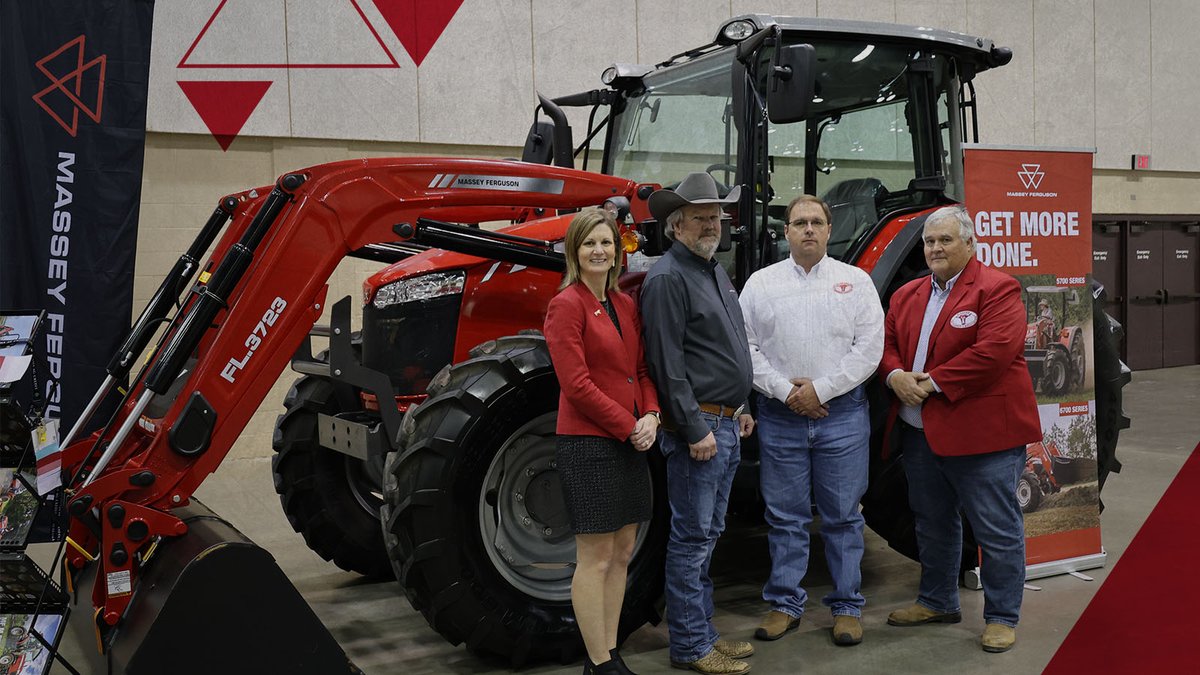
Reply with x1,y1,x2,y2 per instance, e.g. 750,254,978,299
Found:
684,235,719,259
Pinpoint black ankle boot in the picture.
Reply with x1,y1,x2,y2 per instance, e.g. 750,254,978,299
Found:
608,649,639,675
584,655,623,675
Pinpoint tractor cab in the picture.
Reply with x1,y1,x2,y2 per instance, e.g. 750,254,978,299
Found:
535,15,1011,289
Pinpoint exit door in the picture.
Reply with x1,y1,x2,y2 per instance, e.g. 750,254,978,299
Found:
1092,222,1124,333
1125,221,1200,369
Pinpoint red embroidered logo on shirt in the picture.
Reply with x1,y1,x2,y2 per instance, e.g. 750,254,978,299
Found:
833,282,853,294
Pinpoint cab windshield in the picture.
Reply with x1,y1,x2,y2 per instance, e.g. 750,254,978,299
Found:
607,49,740,195
606,36,962,266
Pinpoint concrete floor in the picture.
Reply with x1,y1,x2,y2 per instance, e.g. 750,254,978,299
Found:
41,365,1199,674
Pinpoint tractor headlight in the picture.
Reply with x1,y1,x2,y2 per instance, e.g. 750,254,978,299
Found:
372,271,466,309
720,19,756,43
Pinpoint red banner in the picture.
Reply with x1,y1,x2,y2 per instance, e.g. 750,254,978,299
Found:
965,146,1103,574
966,148,1093,281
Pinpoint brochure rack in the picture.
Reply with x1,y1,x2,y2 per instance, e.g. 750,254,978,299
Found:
0,310,79,675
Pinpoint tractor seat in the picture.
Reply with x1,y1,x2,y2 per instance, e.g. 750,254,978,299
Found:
821,177,887,256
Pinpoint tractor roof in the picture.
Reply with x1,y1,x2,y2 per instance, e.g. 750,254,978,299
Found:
727,14,1000,58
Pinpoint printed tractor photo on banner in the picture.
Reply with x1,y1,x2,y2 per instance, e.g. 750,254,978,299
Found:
1020,404,1100,518
1021,402,1102,567
1021,281,1093,401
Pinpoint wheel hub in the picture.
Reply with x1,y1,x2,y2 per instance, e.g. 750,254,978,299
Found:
477,412,654,602
523,470,570,530
1016,481,1031,506
479,413,576,601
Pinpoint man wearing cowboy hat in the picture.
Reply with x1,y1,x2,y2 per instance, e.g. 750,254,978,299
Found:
1037,298,1056,345
641,172,756,675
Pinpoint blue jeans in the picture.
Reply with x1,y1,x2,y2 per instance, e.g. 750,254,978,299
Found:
756,387,869,619
900,424,1026,627
659,414,741,662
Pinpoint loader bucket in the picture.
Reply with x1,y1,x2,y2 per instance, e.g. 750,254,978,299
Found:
1051,456,1093,486
66,500,359,675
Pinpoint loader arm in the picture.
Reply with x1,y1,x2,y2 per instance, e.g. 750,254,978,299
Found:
62,157,641,626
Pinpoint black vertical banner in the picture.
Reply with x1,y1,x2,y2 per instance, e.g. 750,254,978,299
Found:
0,0,154,430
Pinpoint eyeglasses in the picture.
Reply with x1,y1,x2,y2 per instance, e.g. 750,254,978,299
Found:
787,219,828,228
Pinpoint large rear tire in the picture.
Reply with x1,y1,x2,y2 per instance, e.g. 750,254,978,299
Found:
271,349,393,579
381,335,667,667
1091,282,1131,492
1016,473,1041,513
1068,329,1086,391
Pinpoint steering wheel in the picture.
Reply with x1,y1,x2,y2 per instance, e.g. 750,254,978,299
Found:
704,163,737,196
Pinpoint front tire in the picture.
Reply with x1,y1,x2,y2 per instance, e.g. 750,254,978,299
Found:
1016,473,1041,513
1042,349,1070,396
271,349,393,578
381,335,667,667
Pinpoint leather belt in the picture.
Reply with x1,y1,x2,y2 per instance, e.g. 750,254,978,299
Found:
698,402,745,419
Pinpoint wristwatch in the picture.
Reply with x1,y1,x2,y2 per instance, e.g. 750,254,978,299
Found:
647,411,661,422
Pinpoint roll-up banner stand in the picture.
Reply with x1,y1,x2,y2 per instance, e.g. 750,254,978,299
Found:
0,0,153,435
963,145,1105,584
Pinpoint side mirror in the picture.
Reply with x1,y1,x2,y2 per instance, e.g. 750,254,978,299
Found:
639,219,670,257
537,94,575,169
766,43,816,124
521,119,555,165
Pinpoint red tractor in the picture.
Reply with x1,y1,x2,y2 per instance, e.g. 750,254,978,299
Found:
1017,440,1092,513
55,15,1130,669
1024,286,1087,396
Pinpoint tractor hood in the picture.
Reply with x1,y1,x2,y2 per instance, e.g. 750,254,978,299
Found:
362,212,575,305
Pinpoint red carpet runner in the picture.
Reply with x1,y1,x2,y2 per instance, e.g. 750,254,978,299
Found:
1044,442,1200,673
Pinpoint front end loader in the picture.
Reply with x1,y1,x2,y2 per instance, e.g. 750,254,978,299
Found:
57,160,649,672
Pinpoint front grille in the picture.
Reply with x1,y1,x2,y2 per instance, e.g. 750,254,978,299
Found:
361,295,461,395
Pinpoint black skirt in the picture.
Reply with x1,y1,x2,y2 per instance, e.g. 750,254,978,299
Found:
556,434,651,534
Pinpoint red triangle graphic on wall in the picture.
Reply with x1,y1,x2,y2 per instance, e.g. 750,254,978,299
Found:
372,0,464,66
178,80,272,151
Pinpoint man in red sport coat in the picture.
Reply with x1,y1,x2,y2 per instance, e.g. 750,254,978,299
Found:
879,205,1040,655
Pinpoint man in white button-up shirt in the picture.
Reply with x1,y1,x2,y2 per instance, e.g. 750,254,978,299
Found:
740,195,884,647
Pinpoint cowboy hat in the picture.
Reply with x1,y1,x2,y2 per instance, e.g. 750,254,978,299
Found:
648,172,742,224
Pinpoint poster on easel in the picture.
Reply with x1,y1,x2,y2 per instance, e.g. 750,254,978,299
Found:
964,145,1104,579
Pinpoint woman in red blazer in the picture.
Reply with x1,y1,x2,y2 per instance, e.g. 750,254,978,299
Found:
544,209,660,675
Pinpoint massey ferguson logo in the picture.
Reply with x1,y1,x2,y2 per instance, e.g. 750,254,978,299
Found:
32,35,107,137
1017,163,1045,190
